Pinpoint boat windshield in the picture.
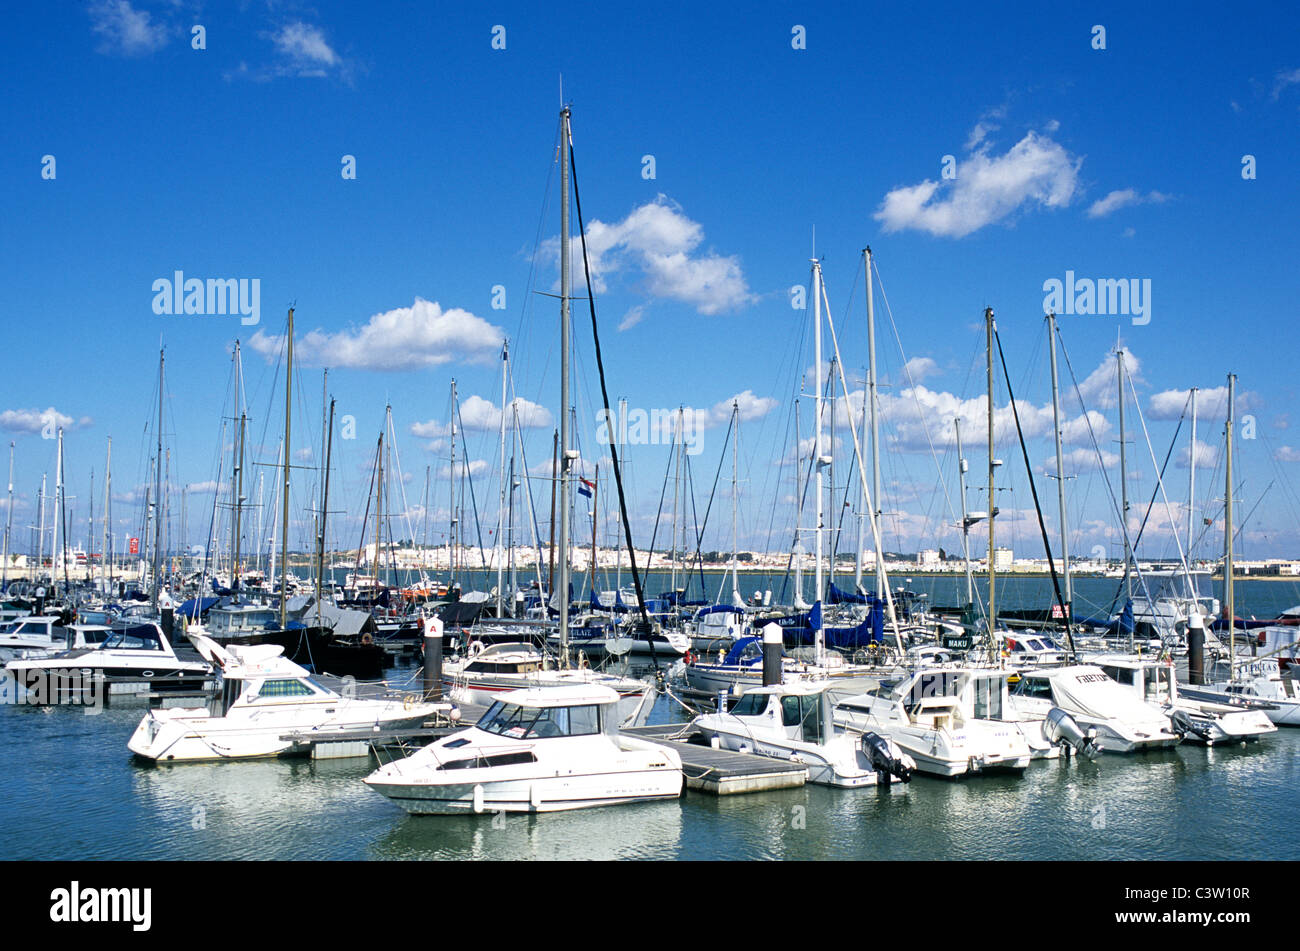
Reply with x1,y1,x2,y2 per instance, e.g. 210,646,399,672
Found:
101,629,163,651
729,692,768,717
476,701,601,738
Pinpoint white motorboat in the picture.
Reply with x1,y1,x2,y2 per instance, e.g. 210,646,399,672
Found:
0,616,109,662
1007,664,1181,753
690,680,916,787
444,642,652,725
127,632,450,763
1092,654,1276,745
4,620,210,698
832,666,1033,777
1179,657,1300,726
363,684,683,814
683,635,888,698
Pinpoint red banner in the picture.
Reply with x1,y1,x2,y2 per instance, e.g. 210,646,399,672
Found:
128,537,139,555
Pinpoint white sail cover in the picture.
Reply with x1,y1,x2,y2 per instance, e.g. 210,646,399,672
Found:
1050,666,1166,724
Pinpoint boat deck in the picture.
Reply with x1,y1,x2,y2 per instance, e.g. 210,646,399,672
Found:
622,724,808,794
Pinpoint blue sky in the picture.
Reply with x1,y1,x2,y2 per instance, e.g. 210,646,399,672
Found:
3,1,1300,570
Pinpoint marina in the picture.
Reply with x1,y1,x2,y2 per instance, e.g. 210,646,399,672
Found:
4,6,1298,898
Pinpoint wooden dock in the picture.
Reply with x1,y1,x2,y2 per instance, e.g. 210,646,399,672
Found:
623,724,807,794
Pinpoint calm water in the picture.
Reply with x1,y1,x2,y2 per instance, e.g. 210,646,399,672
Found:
3,575,1298,861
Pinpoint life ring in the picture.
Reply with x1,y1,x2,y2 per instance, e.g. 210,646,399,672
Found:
403,694,416,710
469,640,485,657
361,633,373,646
684,650,695,666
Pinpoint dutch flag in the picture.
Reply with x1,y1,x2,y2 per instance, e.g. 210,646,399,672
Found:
578,478,595,499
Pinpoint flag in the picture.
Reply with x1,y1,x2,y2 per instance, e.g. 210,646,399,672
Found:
578,478,594,499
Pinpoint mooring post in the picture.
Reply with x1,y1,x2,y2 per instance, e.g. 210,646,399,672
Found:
423,614,444,701
1187,611,1205,685
762,622,783,686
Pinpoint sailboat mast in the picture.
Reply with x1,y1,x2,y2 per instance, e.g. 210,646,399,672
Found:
317,398,334,626
1224,373,1236,676
278,308,294,630
1188,387,1197,557
36,474,45,584
1047,312,1071,614
865,247,882,597
376,423,385,586
559,104,573,668
985,307,996,647
497,342,508,616
449,380,458,586
955,418,974,606
102,437,112,590
1117,347,1132,604
2,442,12,588
813,258,826,661
151,349,164,612
731,401,740,601
53,428,62,593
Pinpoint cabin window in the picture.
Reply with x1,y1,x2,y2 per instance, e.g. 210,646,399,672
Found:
730,692,768,717
1015,679,1054,700
437,751,538,770
781,694,824,743
973,678,1002,720
258,679,316,698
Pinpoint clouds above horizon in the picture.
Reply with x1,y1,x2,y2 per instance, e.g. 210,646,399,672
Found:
1086,188,1171,218
89,1,170,57
545,196,755,315
0,407,93,435
874,128,1081,238
248,298,504,371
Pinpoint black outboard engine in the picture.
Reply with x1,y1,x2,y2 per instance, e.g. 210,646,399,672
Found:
1043,707,1101,760
861,731,915,785
1168,708,1214,742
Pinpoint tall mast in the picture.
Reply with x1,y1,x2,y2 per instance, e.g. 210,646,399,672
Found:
102,437,112,590
497,342,508,616
278,308,294,630
375,425,385,583
812,258,826,662
36,474,45,583
865,247,882,598
317,398,335,626
955,418,974,606
1117,347,1132,604
1224,373,1236,677
233,412,246,593
318,368,328,596
1188,387,1198,559
558,104,573,668
151,348,164,611
985,307,996,648
828,354,837,591
1047,312,1072,615
731,401,740,602
2,442,12,588
53,428,63,593
671,407,682,597
449,380,458,586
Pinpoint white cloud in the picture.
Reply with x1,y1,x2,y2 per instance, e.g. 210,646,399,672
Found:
412,395,552,440
900,356,940,383
1275,446,1300,463
546,196,755,315
1273,68,1300,100
1175,439,1218,469
0,407,91,434
618,306,645,332
1147,384,1253,422
249,298,504,371
90,1,169,56
294,447,313,462
186,481,221,494
274,22,339,69
437,459,489,480
1086,189,1171,218
874,130,1081,238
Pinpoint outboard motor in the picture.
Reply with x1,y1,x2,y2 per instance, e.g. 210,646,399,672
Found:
1043,707,1100,760
1168,708,1214,742
860,731,916,785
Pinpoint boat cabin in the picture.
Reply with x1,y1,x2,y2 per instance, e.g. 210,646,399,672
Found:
472,685,621,741
724,683,834,744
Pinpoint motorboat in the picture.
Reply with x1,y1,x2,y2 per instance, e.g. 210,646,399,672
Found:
443,642,654,726
1092,653,1276,744
363,684,683,814
1006,665,1181,753
4,620,211,698
127,632,449,763
690,680,916,787
683,635,888,698
1178,657,1300,726
832,666,1034,777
